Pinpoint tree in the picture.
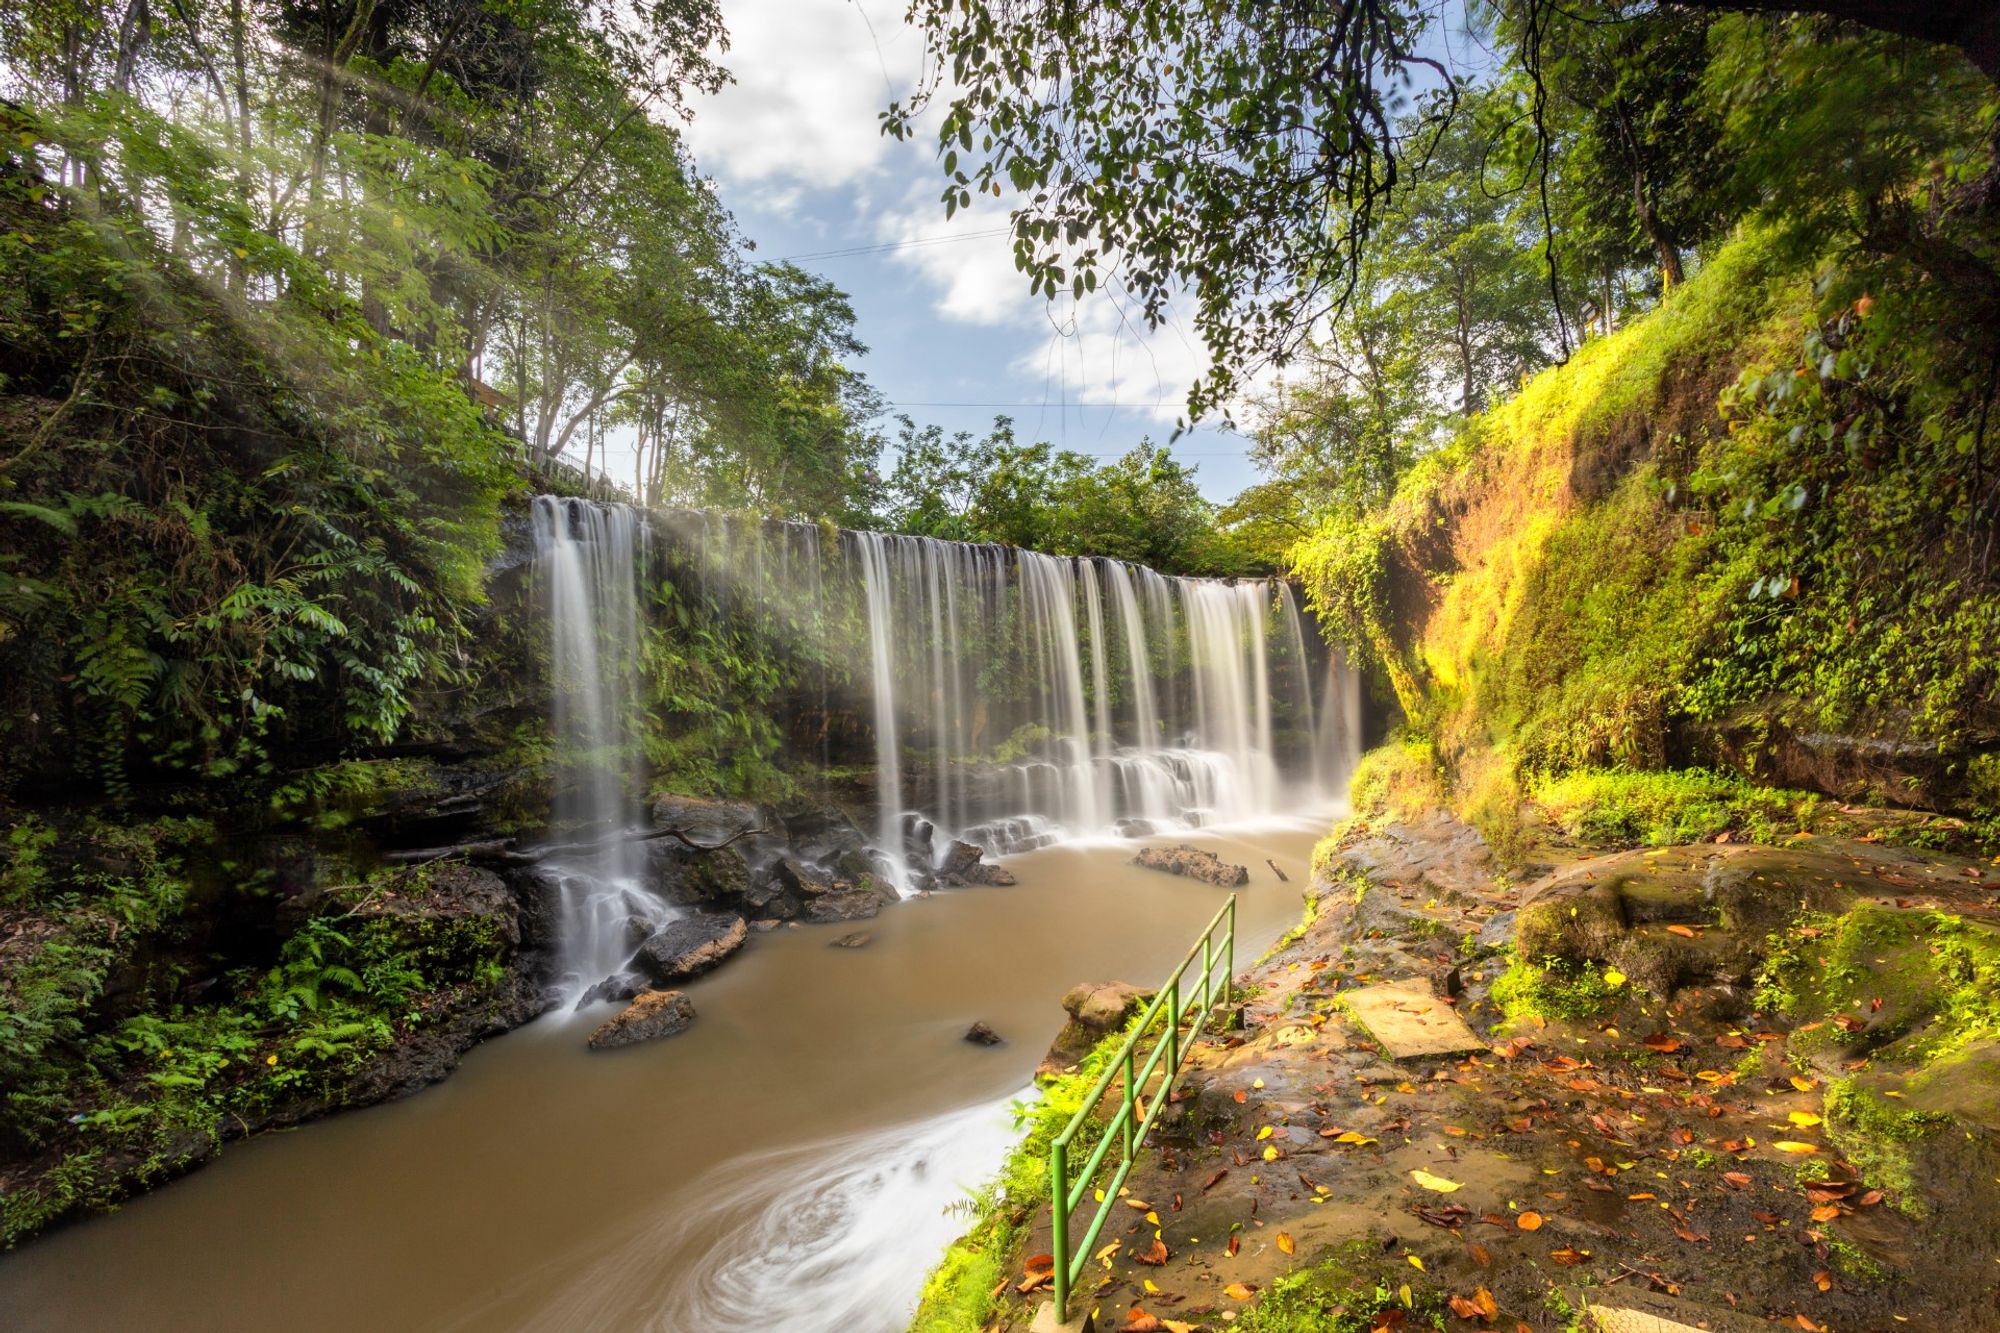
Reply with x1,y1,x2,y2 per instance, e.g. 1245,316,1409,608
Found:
886,0,1996,421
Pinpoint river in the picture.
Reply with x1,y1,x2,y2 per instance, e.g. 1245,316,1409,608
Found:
0,818,1326,1332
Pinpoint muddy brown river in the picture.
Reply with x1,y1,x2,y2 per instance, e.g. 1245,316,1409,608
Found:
0,820,1324,1332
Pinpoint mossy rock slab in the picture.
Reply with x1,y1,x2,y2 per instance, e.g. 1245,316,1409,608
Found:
1343,980,1486,1058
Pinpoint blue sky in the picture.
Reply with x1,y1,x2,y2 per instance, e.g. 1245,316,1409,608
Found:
677,1,1493,505
677,0,1264,502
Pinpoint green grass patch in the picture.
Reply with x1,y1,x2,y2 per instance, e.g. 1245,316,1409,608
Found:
1531,766,1815,848
1491,955,1620,1024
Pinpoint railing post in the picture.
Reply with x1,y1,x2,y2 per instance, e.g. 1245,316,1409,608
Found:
1050,1138,1070,1319
1202,933,1212,1011
1226,894,1236,1005
1122,1047,1136,1159
1166,976,1180,1076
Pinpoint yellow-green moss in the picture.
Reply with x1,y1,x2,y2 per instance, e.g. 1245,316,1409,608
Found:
1491,955,1619,1024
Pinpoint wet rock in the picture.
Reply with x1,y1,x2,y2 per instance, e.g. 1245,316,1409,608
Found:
830,931,872,949
1039,981,1154,1078
964,1021,1004,1046
1114,817,1159,838
587,989,696,1050
1475,909,1517,952
957,861,1017,887
1132,843,1248,887
803,883,895,923
936,839,984,878
650,793,768,844
573,971,646,1010
623,913,661,947
630,912,747,984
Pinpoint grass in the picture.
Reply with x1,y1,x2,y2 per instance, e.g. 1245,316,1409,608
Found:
1230,1239,1451,1333
1530,766,1815,847
1491,955,1620,1024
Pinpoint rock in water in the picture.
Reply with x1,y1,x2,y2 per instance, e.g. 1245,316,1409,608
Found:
1132,844,1249,887
573,971,646,1011
964,1021,1004,1046
630,913,748,984
936,839,984,878
588,990,696,1050
829,931,872,949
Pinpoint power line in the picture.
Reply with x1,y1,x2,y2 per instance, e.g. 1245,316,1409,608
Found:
882,400,1186,408
775,227,1013,263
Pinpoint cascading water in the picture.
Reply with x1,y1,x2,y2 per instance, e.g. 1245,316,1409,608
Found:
538,499,1363,909
531,495,676,996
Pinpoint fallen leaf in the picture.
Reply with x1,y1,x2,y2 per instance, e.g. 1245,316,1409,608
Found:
1263,1145,1280,1161
1603,968,1627,987
1256,1126,1274,1141
1788,1111,1823,1128
1024,1253,1054,1273
1407,1254,1425,1271
1643,1033,1684,1053
1227,1234,1241,1258
1810,1204,1842,1222
1202,1169,1228,1192
1410,1169,1463,1193
1774,1141,1820,1154
1223,1282,1256,1300
1722,1172,1753,1189
1134,1238,1169,1266
1813,1270,1833,1292
1125,1311,1164,1332
1233,1089,1247,1104
1470,1243,1492,1267
1277,1231,1296,1256
1790,1076,1819,1092
1517,1212,1544,1231
1667,924,1700,939
1550,1247,1589,1265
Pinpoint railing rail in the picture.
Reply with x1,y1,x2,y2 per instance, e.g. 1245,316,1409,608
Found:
1048,893,1236,1321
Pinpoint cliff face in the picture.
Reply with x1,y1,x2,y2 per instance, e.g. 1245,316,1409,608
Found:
1295,228,2000,848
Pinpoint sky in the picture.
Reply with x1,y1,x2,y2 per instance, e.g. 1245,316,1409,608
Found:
671,1,1494,506
675,0,1264,503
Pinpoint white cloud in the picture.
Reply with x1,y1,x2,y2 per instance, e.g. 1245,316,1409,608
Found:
683,0,926,191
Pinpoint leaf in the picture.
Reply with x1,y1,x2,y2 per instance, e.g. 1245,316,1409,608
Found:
1666,924,1700,939
1125,1310,1164,1331
1263,1145,1279,1161
1227,1234,1240,1258
1787,1111,1823,1127
1223,1282,1256,1300
1407,1254,1425,1271
1642,1033,1684,1052
1602,968,1626,987
1276,1231,1295,1255
1233,1089,1247,1103
1202,1169,1228,1192
1334,1131,1378,1145
1516,1212,1543,1231
1813,1270,1833,1292
1024,1253,1054,1273
1774,1141,1820,1154
1410,1169,1463,1192
1256,1125,1274,1140
1810,1204,1842,1222
1134,1238,1169,1266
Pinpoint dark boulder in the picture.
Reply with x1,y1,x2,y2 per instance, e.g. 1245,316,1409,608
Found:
964,1021,1004,1046
936,839,984,878
1132,844,1249,887
587,990,696,1050
630,913,748,984
574,971,646,1011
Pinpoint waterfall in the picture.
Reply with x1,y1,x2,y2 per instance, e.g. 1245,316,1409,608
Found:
535,497,1361,906
531,496,676,996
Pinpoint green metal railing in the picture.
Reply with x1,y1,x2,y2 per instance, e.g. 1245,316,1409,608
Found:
1048,893,1236,1321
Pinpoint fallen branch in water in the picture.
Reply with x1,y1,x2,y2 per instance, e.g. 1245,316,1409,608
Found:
1267,858,1289,882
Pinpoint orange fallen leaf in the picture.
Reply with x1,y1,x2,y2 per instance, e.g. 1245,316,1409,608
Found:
1517,1212,1544,1231
1133,1238,1170,1266
1666,924,1700,939
1810,1204,1842,1222
1024,1253,1054,1274
1223,1282,1256,1300
1813,1270,1833,1292
1125,1310,1165,1332
1233,1089,1248,1104
1276,1231,1295,1256
1226,1234,1240,1258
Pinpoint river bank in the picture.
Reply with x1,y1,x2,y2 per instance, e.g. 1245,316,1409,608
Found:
0,819,1325,1332
945,809,2000,1332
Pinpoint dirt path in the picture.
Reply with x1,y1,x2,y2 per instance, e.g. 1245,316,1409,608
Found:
1002,818,2000,1333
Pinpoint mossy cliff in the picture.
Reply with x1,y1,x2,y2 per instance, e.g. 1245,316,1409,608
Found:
1295,225,2000,852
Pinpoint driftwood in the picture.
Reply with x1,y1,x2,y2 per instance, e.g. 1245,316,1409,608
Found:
384,825,768,869
1267,858,1289,882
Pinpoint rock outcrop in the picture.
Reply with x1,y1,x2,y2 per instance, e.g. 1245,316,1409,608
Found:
1039,980,1153,1077
1132,843,1248,887
630,913,748,984
587,990,696,1050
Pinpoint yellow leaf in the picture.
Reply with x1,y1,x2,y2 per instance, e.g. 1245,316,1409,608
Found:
1406,1254,1424,1271
1257,1126,1274,1140
1790,1076,1819,1092
1253,1078,1265,1089
1603,968,1627,987
1335,1131,1377,1146
1774,1141,1820,1154
1143,1279,1160,1294
1410,1169,1462,1193
1145,1211,1159,1225
265,1054,278,1066
1223,1283,1255,1300
1263,1145,1279,1161
1399,1283,1413,1307
1276,1232,1295,1255
1788,1111,1823,1127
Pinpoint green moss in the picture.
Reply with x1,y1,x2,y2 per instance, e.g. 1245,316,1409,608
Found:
1491,956,1619,1023
1531,767,1810,847
1232,1239,1450,1333
1823,1078,1948,1215
1347,735,1445,823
